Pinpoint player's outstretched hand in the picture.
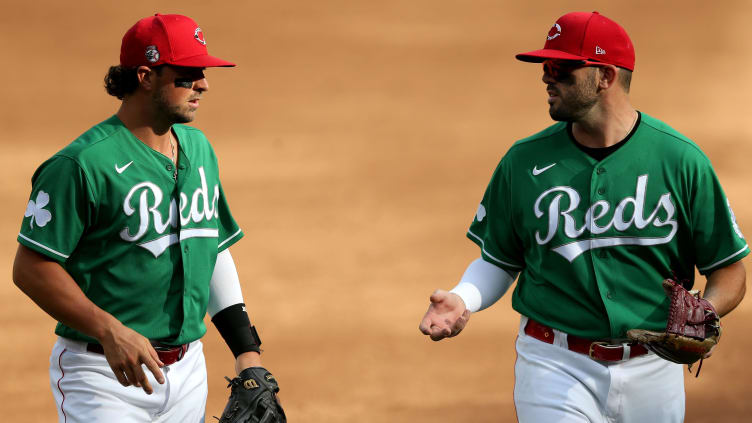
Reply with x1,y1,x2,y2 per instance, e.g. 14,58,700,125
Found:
419,290,470,341
98,320,165,395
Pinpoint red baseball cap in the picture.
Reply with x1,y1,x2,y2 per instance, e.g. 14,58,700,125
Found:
516,11,635,71
120,14,235,68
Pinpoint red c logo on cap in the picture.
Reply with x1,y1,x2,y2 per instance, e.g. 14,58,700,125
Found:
547,23,561,41
194,28,207,46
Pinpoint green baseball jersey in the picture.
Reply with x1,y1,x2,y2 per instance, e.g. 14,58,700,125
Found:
17,115,243,345
469,112,748,339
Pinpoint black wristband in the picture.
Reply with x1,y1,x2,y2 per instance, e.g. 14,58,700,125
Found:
211,303,262,357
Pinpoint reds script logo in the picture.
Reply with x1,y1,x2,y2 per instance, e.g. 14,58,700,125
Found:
534,174,677,262
119,166,219,257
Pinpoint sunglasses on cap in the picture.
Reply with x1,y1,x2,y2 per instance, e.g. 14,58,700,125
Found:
543,60,608,81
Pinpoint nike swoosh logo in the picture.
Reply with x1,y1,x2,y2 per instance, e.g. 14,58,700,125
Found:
532,163,556,176
115,161,134,174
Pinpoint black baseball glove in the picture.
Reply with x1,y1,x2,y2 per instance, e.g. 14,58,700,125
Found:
217,367,286,423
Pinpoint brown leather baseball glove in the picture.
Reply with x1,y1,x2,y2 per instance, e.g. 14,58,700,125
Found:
627,277,720,367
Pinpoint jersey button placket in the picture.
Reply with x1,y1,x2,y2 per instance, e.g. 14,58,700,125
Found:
590,166,614,321
595,167,606,195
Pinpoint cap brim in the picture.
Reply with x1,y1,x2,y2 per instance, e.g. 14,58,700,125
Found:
168,54,236,67
515,49,587,63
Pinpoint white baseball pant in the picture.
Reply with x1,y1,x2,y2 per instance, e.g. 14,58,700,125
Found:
514,316,685,423
49,336,208,423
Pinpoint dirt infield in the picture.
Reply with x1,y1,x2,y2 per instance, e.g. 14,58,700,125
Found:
1,1,751,421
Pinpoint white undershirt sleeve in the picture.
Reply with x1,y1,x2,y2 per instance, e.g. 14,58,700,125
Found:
449,257,517,312
207,249,245,317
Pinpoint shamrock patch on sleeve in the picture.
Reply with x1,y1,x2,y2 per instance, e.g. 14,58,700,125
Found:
25,190,52,229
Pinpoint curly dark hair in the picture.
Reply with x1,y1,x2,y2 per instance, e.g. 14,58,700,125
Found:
104,66,139,99
104,65,164,99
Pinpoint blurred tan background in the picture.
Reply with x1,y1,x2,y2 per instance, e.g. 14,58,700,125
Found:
1,1,751,421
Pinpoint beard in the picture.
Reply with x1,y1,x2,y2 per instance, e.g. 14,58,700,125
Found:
548,69,599,122
152,87,195,124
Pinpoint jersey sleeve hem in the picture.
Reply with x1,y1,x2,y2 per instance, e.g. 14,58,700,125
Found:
697,244,749,275
466,230,524,272
217,228,243,252
17,233,69,263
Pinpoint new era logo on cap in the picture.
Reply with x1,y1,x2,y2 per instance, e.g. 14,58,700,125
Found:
515,11,635,71
120,14,235,68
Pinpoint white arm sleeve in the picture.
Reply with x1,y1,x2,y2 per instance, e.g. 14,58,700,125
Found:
207,249,245,317
449,257,517,312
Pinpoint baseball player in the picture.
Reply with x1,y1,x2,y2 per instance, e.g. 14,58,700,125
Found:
419,11,748,423
12,14,284,422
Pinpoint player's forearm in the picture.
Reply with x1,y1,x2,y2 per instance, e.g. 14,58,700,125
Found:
235,351,262,375
449,258,517,312
12,245,120,341
208,249,263,361
703,260,746,317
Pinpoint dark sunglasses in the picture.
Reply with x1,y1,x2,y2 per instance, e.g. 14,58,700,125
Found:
543,60,607,81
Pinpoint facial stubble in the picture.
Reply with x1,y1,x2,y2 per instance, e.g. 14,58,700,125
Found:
548,68,599,122
152,85,195,125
